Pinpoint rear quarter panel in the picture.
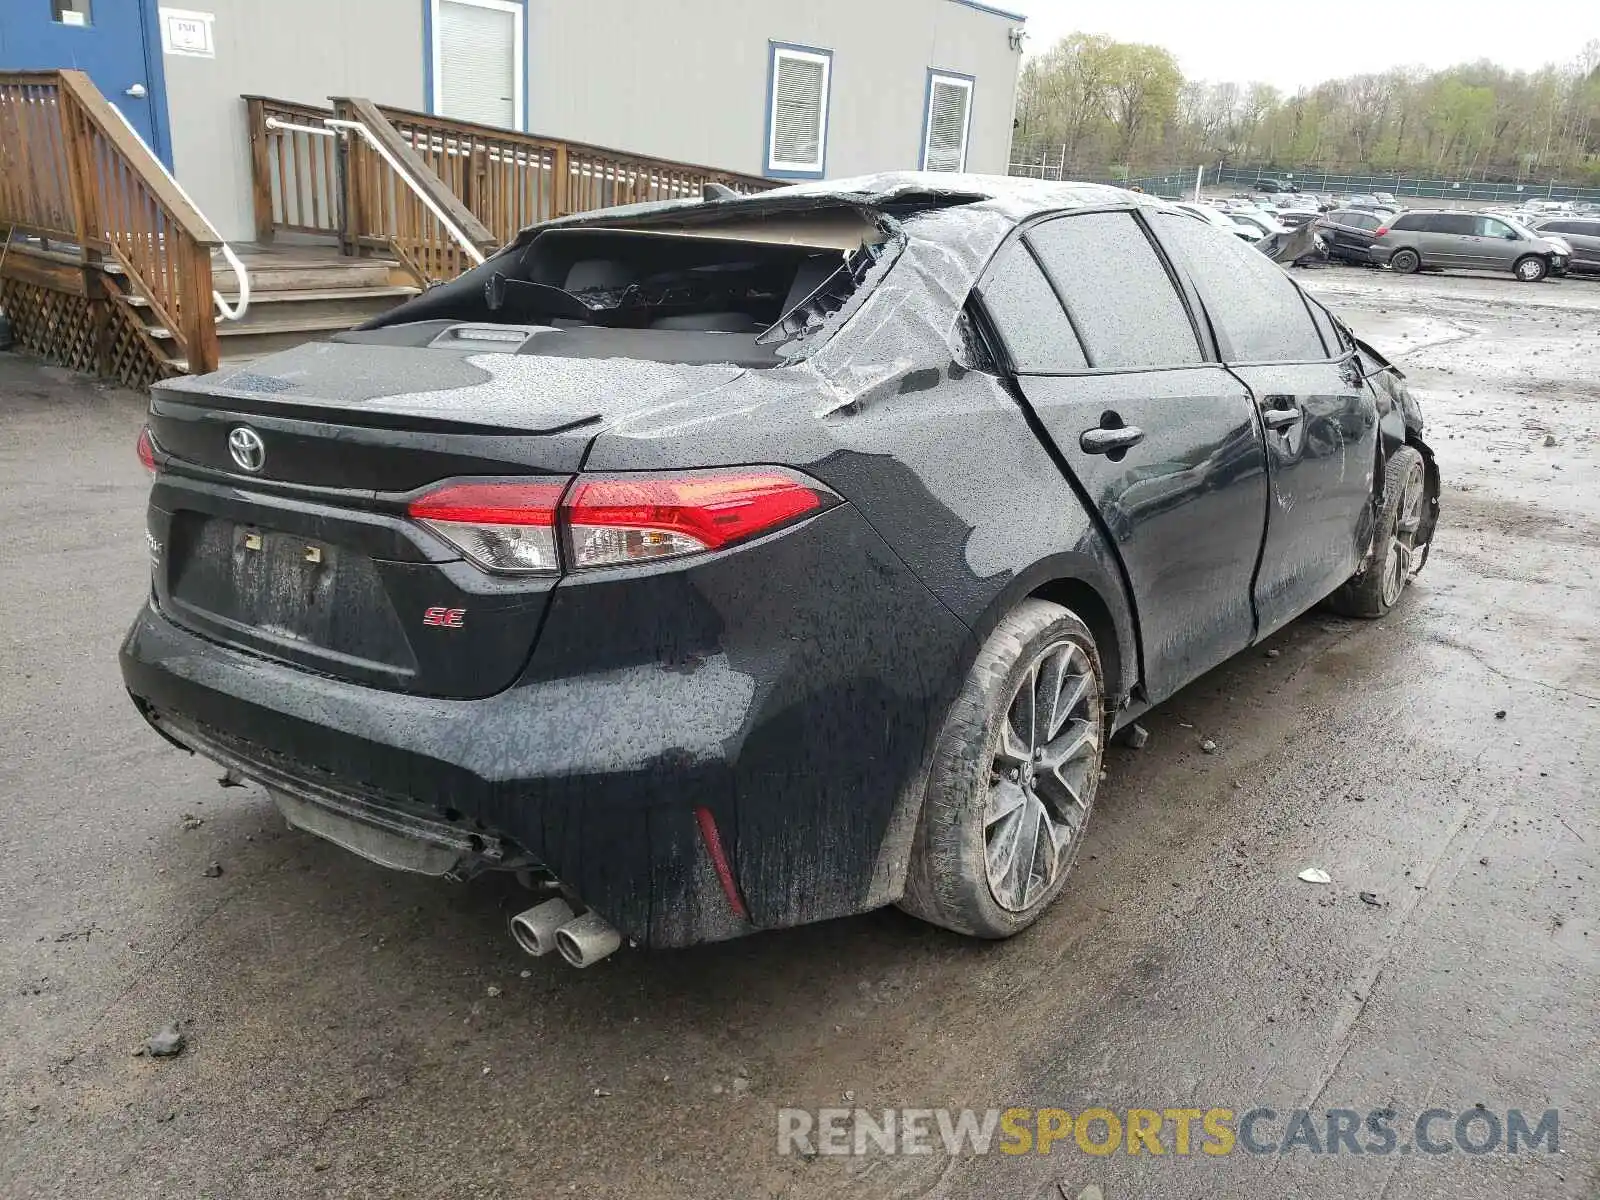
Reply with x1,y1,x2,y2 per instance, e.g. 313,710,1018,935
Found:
584,362,1139,702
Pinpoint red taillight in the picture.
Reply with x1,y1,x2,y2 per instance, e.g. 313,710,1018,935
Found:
406,469,833,574
1373,226,1389,238
564,469,828,569
407,480,567,574
407,481,564,527
136,426,158,473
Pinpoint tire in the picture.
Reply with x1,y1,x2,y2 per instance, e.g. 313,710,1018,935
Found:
1513,255,1548,282
899,600,1105,938
1326,446,1428,619
1389,248,1421,274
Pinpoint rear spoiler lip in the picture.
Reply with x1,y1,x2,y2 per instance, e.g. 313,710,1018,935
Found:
148,387,604,439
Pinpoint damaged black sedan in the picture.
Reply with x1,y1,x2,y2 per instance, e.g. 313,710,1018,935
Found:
120,174,1440,961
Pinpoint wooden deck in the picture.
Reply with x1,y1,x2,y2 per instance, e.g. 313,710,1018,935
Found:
4,70,772,387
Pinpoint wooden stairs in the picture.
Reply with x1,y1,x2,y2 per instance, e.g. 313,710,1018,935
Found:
2,70,771,390
113,244,419,371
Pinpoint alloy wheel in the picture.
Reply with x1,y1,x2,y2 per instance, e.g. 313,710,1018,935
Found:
1381,462,1427,608
984,640,1102,912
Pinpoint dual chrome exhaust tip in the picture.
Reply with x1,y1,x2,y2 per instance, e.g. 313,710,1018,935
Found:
510,898,622,968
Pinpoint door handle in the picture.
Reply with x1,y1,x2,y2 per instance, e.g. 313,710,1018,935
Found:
1080,426,1146,455
1262,407,1302,431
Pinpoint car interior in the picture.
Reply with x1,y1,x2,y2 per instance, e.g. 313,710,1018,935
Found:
339,209,892,367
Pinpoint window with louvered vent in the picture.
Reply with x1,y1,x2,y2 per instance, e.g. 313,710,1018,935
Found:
432,0,524,131
767,45,832,177
922,72,973,173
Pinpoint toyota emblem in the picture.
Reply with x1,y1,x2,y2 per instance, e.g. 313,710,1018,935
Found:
228,426,266,472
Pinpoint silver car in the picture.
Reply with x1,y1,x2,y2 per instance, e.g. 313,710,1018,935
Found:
1370,210,1569,281
1531,217,1600,274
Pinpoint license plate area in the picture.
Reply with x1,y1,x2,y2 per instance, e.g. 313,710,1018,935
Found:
166,514,415,670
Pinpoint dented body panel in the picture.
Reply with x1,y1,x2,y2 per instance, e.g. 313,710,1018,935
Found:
120,172,1437,949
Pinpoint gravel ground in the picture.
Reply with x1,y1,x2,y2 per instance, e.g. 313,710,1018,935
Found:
1,265,1596,1199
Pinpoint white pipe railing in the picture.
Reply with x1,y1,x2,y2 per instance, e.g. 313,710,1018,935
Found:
107,102,250,320
266,115,485,269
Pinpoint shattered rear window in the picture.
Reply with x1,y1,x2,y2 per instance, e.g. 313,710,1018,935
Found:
349,206,901,368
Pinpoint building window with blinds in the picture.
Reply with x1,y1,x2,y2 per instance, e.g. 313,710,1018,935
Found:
766,43,832,178
922,71,974,172
431,0,524,131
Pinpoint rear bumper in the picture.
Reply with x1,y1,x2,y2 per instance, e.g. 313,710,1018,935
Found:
121,504,973,947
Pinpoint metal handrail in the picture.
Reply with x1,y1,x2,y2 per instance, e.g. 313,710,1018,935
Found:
106,101,251,320
265,115,486,269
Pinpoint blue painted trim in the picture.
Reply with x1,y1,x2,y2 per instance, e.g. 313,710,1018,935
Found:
946,0,1027,22
763,40,831,180
423,0,529,131
919,68,975,172
135,0,173,169
422,0,434,117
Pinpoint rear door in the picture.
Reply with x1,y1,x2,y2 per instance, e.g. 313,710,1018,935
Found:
1430,212,1482,268
1149,212,1379,638
975,209,1269,700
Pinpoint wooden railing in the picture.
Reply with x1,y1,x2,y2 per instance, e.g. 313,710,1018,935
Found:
246,95,343,240
0,69,221,373
244,94,776,282
332,97,498,285
373,104,776,246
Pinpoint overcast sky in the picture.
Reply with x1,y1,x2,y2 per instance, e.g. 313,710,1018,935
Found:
1005,0,1600,92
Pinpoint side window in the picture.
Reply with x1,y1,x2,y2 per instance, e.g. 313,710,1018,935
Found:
1436,214,1477,235
1025,212,1202,370
1477,217,1514,239
1392,214,1425,231
1350,213,1379,231
1152,213,1328,363
976,241,1087,372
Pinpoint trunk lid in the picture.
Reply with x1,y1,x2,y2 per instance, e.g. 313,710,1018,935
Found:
146,341,748,699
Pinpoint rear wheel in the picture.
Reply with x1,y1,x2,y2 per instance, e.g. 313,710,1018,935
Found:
899,600,1104,938
1514,255,1548,282
1389,248,1421,274
1326,446,1428,619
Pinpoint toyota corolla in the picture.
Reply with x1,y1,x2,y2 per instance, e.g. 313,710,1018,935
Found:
121,174,1440,964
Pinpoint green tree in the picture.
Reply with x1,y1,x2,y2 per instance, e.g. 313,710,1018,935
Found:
1103,43,1183,167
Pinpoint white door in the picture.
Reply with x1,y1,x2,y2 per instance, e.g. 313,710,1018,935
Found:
433,0,523,130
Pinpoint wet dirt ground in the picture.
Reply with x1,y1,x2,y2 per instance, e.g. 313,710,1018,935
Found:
1,267,1596,1199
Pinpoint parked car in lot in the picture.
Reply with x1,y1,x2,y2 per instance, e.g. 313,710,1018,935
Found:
1530,216,1600,274
1173,201,1262,241
1274,208,1318,229
120,174,1440,957
1317,208,1386,264
1227,209,1289,240
1254,178,1300,193
1372,210,1570,280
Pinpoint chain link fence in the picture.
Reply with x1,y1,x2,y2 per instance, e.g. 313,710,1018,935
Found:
1210,165,1600,205
1005,146,1200,199
1005,146,1600,207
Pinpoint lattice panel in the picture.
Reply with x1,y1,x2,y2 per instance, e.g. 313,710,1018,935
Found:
102,281,176,391
1,278,98,373
0,275,172,391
